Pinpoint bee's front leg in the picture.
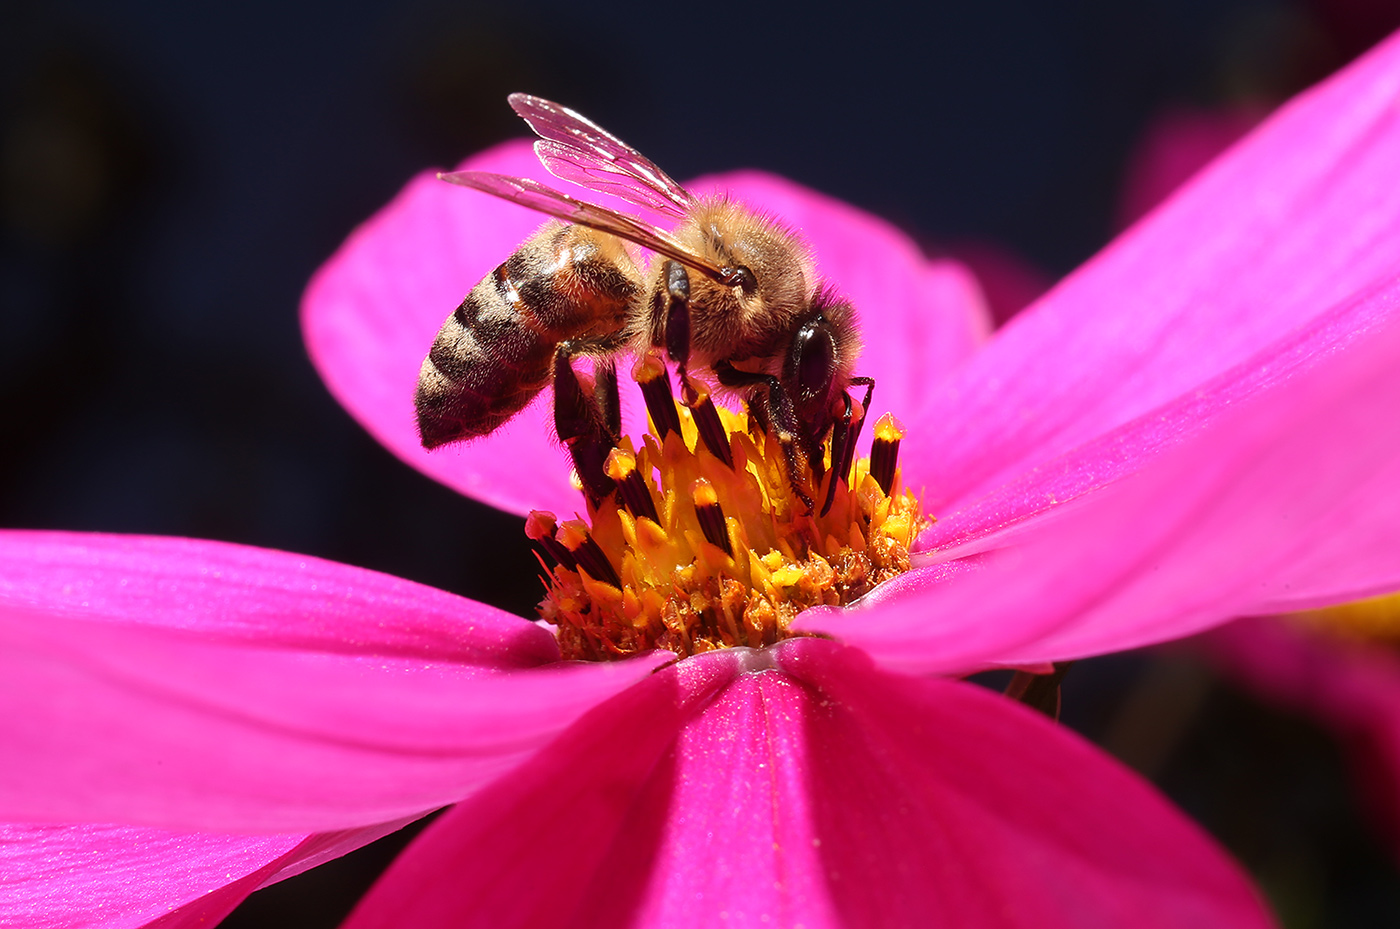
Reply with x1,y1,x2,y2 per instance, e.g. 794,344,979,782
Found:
594,358,621,441
660,259,692,395
714,360,816,514
650,261,732,467
821,376,875,516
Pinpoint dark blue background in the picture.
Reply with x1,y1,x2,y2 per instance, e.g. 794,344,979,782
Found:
4,1,1398,925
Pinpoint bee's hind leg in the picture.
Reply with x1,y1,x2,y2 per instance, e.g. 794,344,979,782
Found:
553,341,623,507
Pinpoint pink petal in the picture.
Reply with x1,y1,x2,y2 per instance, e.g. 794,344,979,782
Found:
920,267,1400,560
303,141,988,518
1202,618,1400,860
901,31,1400,532
0,532,667,831
337,650,738,929
342,640,1272,928
0,530,555,663
605,655,837,928
1,819,409,929
1,824,301,929
800,298,1400,671
775,640,1272,928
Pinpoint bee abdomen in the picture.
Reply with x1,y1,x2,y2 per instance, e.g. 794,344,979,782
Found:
415,223,641,450
416,273,557,448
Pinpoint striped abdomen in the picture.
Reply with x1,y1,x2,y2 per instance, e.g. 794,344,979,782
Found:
415,222,640,449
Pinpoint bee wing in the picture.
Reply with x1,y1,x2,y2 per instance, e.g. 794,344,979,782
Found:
508,93,695,218
439,171,728,281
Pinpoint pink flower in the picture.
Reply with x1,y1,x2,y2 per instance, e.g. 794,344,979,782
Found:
1204,612,1400,861
7,30,1400,929
1111,49,1400,866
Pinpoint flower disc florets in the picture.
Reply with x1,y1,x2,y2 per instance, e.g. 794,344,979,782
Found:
527,355,928,661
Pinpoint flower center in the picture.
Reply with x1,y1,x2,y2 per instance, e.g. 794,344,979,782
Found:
527,355,929,661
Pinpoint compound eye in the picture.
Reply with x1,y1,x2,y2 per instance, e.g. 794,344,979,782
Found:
794,317,836,405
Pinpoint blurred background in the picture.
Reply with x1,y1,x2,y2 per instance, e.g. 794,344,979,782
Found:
4,0,1399,925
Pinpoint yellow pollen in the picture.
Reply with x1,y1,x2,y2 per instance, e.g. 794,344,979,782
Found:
605,447,637,481
693,478,720,508
874,412,905,443
556,521,588,553
634,352,668,384
530,366,930,661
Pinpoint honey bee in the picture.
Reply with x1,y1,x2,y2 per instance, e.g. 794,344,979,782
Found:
416,94,873,514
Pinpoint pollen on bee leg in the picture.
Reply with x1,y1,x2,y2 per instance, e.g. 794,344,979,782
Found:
869,413,905,496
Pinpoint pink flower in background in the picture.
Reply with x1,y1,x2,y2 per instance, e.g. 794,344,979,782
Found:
5,28,1400,929
1206,612,1400,861
932,239,1052,327
1115,105,1263,230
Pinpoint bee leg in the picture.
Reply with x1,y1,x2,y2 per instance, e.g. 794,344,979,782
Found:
821,394,854,518
660,258,707,425
553,343,618,506
845,376,875,458
746,396,770,437
714,360,815,513
821,376,876,516
595,358,622,441
658,261,733,466
660,260,692,396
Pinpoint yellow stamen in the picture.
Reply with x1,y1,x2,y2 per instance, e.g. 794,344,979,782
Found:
531,365,929,661
869,412,905,496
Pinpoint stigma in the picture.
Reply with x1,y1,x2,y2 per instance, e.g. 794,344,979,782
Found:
526,356,929,661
